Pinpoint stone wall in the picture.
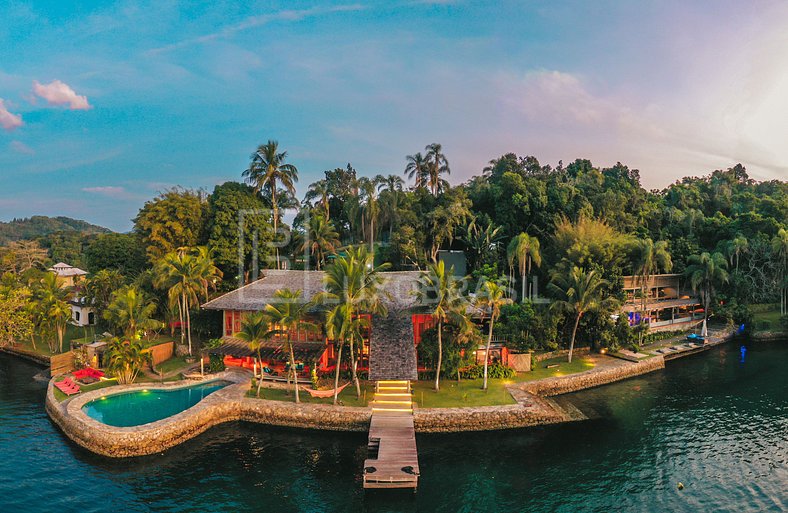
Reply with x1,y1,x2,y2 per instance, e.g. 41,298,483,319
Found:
533,347,591,362
519,356,665,397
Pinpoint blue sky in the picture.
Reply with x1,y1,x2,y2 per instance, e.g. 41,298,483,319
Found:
1,1,787,231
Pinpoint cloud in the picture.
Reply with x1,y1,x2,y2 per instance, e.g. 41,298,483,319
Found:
32,80,91,110
148,4,365,54
9,140,34,155
81,186,126,198
0,99,23,130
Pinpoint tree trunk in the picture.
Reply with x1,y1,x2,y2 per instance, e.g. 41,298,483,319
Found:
272,182,279,269
521,269,526,303
288,338,299,404
569,313,581,363
57,325,64,353
349,334,361,398
178,294,185,345
435,320,443,391
483,316,494,390
185,296,192,356
333,343,343,405
30,332,36,351
370,216,374,252
256,350,265,398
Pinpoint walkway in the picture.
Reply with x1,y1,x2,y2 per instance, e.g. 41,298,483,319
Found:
363,380,419,489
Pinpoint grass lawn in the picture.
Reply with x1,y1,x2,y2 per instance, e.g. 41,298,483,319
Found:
246,382,372,407
412,378,517,408
517,355,597,381
751,303,783,331
53,377,118,402
154,356,191,375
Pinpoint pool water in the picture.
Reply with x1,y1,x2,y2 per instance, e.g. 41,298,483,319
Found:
82,380,232,427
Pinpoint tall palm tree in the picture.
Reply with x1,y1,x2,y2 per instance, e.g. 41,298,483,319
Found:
416,260,467,391
476,280,512,390
264,289,317,404
685,252,729,324
358,176,381,252
727,234,749,272
404,152,429,189
507,233,542,302
377,174,404,239
324,303,367,405
242,140,299,268
632,239,672,339
319,246,389,399
304,179,331,220
301,212,340,270
549,267,609,363
462,217,503,272
424,143,450,196
236,311,272,398
773,228,788,315
35,273,72,353
103,285,161,340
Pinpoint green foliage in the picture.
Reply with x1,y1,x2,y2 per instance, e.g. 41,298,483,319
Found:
459,363,516,380
133,188,208,261
208,353,226,373
104,337,149,384
0,216,109,245
85,232,147,276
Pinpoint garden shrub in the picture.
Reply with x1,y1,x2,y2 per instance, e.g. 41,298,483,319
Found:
208,354,225,373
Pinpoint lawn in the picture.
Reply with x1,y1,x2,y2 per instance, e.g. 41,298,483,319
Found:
412,378,517,408
154,356,191,375
246,382,372,407
53,377,118,402
15,324,96,356
517,355,597,382
751,303,783,331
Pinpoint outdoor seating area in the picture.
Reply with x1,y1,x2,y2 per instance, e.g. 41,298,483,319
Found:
54,377,81,396
72,367,105,384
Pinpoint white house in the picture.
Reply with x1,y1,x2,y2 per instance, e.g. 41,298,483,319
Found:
49,262,95,327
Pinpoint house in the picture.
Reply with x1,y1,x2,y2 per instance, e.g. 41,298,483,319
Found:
201,270,424,381
621,273,704,332
49,262,95,327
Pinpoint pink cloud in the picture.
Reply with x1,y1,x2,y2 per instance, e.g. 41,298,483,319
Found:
10,140,34,155
32,80,91,110
0,99,23,131
82,186,126,198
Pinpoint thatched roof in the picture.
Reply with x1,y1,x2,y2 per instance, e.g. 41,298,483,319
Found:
202,270,422,312
210,335,326,360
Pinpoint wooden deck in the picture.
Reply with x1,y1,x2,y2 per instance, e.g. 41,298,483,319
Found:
363,380,420,489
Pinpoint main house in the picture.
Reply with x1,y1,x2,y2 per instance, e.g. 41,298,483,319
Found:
49,262,95,327
620,273,704,332
202,270,432,381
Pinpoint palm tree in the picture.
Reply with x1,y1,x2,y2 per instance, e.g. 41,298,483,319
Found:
462,217,503,272
404,152,429,189
35,273,71,353
549,267,609,363
324,303,367,405
773,228,788,315
476,280,512,390
727,234,749,272
358,176,381,252
507,233,542,302
301,212,340,270
319,246,389,399
264,288,317,404
685,252,729,324
242,140,299,268
103,285,161,340
236,311,272,398
377,174,404,238
416,260,467,391
424,143,450,196
104,337,149,384
305,179,330,220
632,239,672,340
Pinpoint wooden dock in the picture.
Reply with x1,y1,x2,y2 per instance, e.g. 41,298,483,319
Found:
363,380,420,489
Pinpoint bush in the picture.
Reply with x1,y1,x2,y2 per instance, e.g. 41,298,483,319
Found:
781,315,788,331
459,363,516,380
208,354,225,373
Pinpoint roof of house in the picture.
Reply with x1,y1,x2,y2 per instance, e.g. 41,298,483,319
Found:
49,262,88,277
201,269,424,312
210,335,326,360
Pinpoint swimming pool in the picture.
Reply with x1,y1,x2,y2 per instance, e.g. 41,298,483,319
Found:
82,380,232,427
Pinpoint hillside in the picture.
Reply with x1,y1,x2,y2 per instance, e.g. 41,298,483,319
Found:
0,216,112,244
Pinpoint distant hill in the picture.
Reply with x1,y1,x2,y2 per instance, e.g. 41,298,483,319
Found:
0,216,112,245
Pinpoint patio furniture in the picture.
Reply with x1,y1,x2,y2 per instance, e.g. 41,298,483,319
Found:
54,378,81,396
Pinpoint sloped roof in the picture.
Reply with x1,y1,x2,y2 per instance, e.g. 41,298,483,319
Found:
202,270,422,311
49,262,88,277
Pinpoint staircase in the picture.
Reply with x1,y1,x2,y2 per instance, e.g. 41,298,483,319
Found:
370,380,413,414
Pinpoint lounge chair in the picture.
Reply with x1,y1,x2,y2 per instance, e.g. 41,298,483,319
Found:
54,379,80,395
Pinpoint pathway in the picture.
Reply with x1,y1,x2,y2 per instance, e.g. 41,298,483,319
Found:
363,380,419,490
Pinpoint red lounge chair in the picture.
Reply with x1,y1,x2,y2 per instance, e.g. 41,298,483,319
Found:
54,380,80,395
72,369,90,380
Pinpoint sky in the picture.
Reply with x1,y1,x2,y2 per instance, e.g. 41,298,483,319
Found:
1,0,787,232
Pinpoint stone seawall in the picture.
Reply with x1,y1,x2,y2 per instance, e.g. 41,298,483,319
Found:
518,356,665,397
533,347,591,362
46,373,371,458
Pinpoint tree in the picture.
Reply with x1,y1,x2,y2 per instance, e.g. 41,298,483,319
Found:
424,143,450,196
507,233,542,302
377,174,405,239
103,285,161,340
264,289,317,404
236,311,272,398
685,252,730,323
549,267,609,363
319,246,389,399
416,260,467,391
85,233,147,277
305,179,331,220
35,273,72,353
358,176,381,251
476,280,512,390
404,152,429,190
727,234,749,272
243,140,299,268
0,240,48,273
133,188,207,261
462,217,503,273
104,337,149,384
0,287,33,348
301,212,340,270
206,181,272,287
771,228,788,315
83,269,125,328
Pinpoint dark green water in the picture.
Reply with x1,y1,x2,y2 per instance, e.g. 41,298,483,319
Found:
0,340,785,513
82,380,231,427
